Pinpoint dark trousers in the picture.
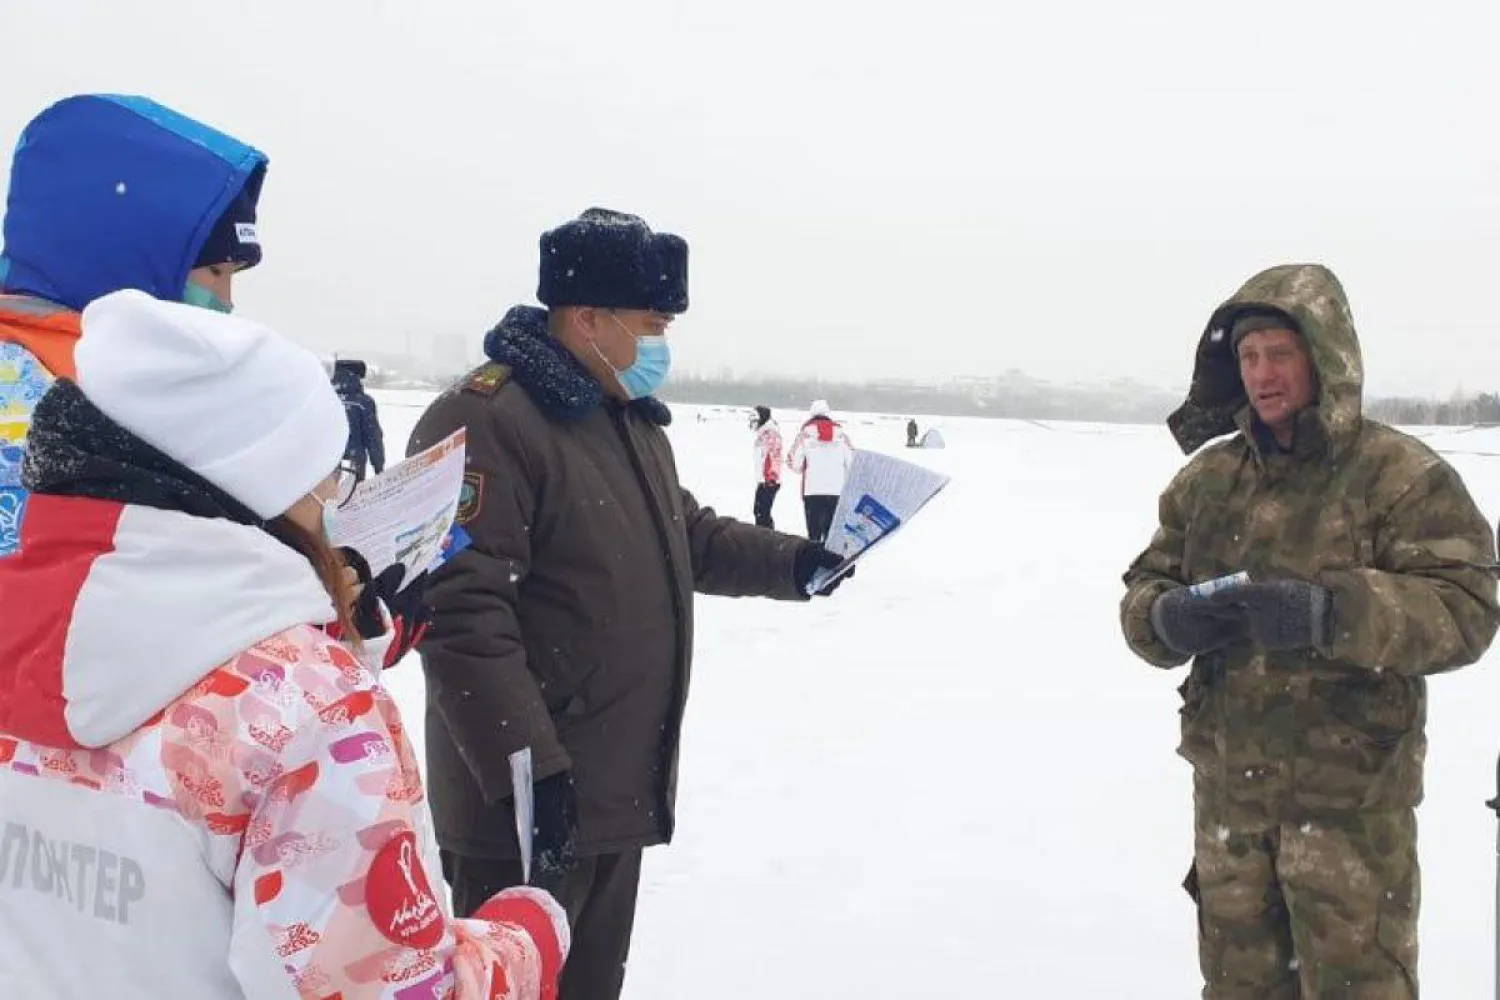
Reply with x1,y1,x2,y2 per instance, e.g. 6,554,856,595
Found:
803,494,838,543
753,482,780,528
443,849,644,1000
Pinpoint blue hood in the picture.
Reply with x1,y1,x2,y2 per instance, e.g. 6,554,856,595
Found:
0,95,267,312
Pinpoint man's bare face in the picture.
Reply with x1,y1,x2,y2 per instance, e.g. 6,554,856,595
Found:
1237,328,1317,437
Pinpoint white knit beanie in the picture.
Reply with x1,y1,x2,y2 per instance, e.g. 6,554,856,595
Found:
75,290,349,519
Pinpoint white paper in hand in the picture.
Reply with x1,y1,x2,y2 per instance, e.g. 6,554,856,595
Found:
325,429,467,592
1188,571,1251,600
805,449,951,595
510,748,534,884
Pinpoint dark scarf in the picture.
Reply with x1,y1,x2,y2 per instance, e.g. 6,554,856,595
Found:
23,379,264,526
483,305,672,427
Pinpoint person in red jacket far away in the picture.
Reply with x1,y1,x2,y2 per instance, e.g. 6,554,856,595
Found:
750,404,784,528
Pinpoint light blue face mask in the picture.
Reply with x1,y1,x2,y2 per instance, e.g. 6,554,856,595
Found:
320,470,357,541
182,280,233,314
321,497,339,541
602,314,672,400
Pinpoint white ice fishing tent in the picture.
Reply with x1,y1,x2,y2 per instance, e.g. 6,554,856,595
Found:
919,428,946,449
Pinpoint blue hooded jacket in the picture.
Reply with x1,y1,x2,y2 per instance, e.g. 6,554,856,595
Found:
332,364,386,478
0,94,268,311
0,95,265,558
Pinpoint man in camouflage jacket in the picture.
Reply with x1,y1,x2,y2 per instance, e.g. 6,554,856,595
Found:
1121,263,1498,998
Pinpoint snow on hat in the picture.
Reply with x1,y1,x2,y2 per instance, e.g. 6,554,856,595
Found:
809,399,831,418
75,290,347,519
537,207,689,314
334,358,368,379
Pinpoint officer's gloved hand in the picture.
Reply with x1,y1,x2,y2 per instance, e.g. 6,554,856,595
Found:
532,771,580,897
1150,587,1247,656
1208,579,1332,652
792,543,852,598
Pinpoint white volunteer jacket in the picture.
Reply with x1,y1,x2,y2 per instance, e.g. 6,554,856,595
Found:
0,497,568,999
786,416,854,497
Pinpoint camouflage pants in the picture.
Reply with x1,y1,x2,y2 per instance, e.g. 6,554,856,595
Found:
1186,805,1419,998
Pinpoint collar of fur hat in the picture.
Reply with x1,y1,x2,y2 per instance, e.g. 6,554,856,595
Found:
482,305,671,426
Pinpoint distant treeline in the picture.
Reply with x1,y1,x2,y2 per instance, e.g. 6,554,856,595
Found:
396,368,1500,428
660,373,1183,423
1364,393,1500,427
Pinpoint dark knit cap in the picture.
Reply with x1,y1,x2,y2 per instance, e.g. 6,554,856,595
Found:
537,208,688,314
1230,309,1299,350
754,405,771,426
194,178,263,271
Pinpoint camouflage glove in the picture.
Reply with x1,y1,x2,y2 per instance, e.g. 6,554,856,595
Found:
532,771,580,897
1149,587,1247,656
1208,579,1332,652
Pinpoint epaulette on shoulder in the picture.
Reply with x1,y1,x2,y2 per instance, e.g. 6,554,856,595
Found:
462,362,513,397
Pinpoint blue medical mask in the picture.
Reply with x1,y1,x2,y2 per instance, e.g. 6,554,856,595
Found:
319,470,358,541
321,498,339,541
600,313,672,400
182,280,233,314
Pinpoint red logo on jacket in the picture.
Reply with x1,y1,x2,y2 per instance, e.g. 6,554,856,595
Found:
365,830,443,949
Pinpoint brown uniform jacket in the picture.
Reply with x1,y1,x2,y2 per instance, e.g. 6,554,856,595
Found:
410,306,808,858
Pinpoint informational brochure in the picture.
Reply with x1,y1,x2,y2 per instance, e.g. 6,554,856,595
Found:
510,748,535,884
804,450,951,595
326,429,467,592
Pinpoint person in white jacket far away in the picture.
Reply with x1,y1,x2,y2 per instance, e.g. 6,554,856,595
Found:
785,398,854,543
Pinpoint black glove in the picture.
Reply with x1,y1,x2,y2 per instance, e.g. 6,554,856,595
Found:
1149,586,1247,656
341,549,433,668
532,771,580,895
1207,579,1332,652
793,543,853,598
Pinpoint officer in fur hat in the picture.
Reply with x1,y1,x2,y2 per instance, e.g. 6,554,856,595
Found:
409,208,851,999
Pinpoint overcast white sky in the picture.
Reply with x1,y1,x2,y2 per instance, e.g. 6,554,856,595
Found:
2,0,1497,396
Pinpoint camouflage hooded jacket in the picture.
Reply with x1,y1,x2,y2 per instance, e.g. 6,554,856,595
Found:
1121,264,1499,825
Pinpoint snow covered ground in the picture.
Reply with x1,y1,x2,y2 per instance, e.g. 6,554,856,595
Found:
374,390,1500,997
